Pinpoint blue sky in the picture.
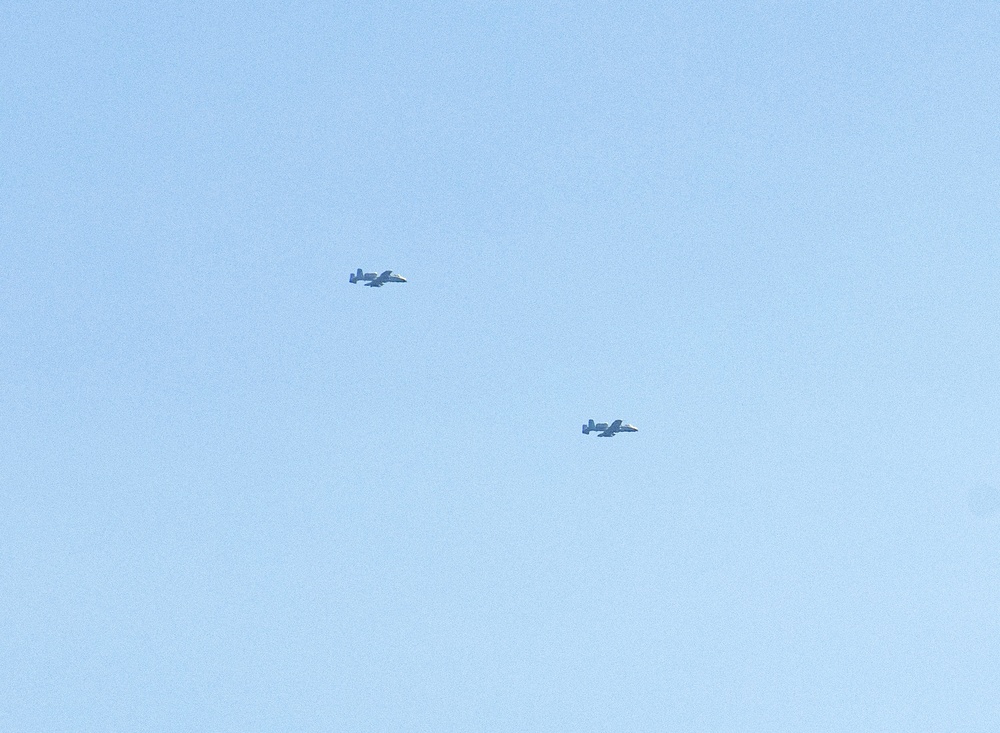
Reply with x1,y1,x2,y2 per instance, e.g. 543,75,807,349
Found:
3,1,1000,730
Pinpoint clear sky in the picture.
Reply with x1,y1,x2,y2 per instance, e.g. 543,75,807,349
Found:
3,1,1000,730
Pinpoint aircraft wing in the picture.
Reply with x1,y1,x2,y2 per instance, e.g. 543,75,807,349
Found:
598,419,622,437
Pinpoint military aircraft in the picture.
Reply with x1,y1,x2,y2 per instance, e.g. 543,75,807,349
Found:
349,269,407,287
582,419,638,437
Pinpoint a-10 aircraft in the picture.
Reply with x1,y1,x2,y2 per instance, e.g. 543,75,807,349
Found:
349,269,407,287
582,419,638,437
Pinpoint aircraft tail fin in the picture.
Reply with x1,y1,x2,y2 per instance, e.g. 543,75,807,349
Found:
583,419,596,434
350,268,362,283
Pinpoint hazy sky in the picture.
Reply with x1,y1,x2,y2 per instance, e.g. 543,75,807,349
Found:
3,1,1000,730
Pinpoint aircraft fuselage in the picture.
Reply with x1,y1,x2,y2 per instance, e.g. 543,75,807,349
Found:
583,419,638,437
350,268,407,286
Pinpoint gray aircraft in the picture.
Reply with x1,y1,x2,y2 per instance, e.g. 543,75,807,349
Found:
582,419,638,437
349,269,407,287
